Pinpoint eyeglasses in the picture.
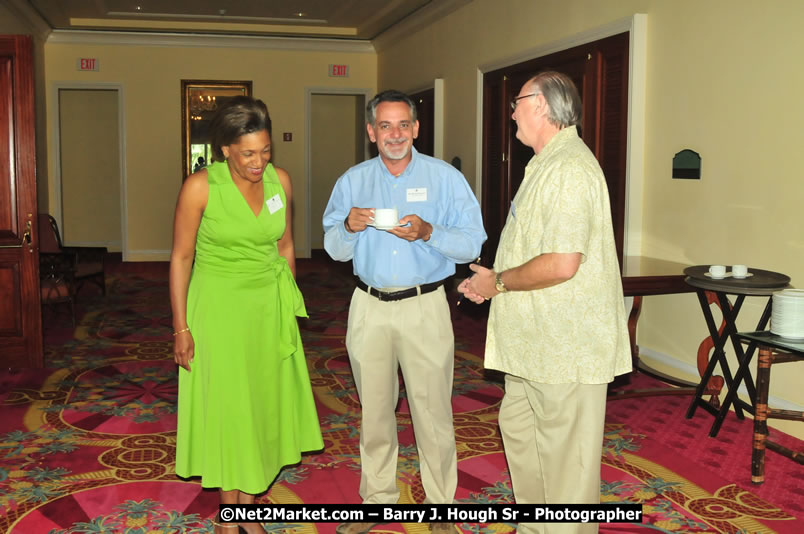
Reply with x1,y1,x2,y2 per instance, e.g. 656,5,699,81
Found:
510,93,538,110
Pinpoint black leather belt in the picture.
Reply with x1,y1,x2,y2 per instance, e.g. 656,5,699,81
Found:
356,278,445,302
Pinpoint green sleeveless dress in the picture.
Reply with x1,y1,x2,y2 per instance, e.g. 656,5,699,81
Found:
176,161,323,494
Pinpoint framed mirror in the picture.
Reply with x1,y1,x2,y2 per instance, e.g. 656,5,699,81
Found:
181,79,252,179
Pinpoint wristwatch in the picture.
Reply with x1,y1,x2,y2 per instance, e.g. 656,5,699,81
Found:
495,272,508,293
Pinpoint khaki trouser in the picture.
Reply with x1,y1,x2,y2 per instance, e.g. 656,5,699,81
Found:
346,285,457,504
500,375,607,534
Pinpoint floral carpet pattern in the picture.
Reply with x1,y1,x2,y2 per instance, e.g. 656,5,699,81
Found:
1,256,803,533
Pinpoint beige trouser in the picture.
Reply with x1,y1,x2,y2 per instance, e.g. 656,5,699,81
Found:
346,285,457,504
499,375,607,534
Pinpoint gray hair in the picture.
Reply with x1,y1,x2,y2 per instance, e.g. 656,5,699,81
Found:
527,71,581,128
366,89,417,125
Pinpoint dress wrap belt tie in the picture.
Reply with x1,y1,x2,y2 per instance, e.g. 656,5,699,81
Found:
272,260,307,360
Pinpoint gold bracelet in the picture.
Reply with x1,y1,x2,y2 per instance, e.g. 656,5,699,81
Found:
172,327,190,336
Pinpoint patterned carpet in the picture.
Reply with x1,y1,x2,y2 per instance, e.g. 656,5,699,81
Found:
1,254,803,533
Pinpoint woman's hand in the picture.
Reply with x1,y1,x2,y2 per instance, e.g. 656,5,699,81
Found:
173,331,195,372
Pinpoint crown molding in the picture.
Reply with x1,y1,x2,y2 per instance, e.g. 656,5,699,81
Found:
69,18,356,37
5,0,53,40
372,0,472,52
46,29,376,54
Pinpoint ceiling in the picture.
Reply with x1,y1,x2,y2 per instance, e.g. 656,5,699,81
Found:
21,0,463,41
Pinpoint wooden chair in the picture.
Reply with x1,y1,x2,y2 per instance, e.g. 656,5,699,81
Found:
38,214,107,296
40,251,78,326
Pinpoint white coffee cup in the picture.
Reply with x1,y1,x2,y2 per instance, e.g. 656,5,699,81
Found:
373,208,398,227
709,264,726,278
732,264,748,278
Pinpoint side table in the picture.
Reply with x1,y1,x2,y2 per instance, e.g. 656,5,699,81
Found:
684,266,790,436
610,256,697,399
734,330,804,484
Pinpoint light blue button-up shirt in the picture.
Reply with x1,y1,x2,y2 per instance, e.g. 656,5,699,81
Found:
323,148,486,288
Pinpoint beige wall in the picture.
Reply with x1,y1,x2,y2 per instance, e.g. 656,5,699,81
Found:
44,38,376,260
376,0,804,438
59,89,121,249
310,93,364,249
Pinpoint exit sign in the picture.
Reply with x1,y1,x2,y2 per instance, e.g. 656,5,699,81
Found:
329,64,349,77
77,58,99,71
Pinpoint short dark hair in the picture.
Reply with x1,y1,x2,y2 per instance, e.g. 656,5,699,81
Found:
366,89,417,125
209,96,271,162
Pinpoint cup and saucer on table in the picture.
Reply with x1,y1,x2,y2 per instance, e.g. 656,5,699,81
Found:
704,264,753,279
683,264,790,290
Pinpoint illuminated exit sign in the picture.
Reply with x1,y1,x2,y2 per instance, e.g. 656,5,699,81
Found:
77,58,99,71
329,64,349,77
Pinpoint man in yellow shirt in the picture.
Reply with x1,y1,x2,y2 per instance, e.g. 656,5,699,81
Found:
459,71,631,534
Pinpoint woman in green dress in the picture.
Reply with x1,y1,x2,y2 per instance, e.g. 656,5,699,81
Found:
170,96,323,533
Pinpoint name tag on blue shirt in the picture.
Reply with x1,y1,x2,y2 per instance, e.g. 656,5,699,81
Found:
407,187,427,202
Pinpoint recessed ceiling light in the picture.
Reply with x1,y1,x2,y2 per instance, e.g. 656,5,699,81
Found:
295,12,306,17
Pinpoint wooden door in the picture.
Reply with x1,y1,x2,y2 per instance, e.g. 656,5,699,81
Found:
410,87,435,156
482,32,629,267
0,35,42,367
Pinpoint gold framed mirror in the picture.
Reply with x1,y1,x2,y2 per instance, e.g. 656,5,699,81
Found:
181,79,252,179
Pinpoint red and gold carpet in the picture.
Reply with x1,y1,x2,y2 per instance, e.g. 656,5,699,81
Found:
1,256,802,533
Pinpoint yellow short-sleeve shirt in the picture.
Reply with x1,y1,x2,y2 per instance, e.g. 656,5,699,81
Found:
485,127,631,384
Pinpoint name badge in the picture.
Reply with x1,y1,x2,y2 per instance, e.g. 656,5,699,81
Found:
406,187,427,202
266,194,283,214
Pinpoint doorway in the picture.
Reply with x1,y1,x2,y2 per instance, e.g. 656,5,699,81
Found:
409,87,434,157
58,89,121,249
53,84,126,256
305,89,372,256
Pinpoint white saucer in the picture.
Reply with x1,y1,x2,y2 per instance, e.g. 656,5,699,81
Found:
368,221,403,230
704,272,753,279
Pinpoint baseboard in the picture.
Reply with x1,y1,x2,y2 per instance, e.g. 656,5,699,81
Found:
123,250,170,262
63,240,121,249
640,347,804,411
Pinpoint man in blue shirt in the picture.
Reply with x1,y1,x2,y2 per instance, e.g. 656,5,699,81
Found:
323,90,486,534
